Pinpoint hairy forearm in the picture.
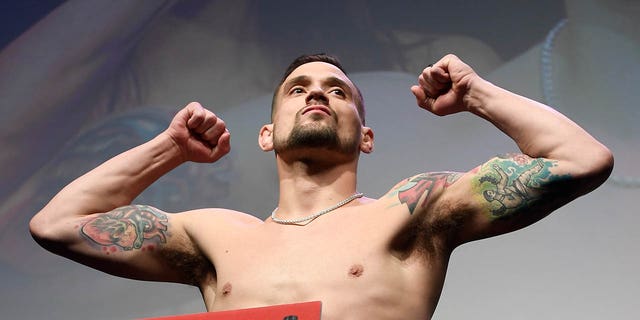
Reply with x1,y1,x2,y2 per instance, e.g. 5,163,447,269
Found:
33,133,183,225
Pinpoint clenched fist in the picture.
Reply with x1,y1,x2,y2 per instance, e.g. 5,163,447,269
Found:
165,102,231,163
410,54,480,116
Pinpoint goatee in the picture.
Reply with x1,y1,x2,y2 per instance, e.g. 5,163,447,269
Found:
274,122,359,156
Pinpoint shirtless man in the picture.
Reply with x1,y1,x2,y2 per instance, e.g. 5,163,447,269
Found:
29,53,613,319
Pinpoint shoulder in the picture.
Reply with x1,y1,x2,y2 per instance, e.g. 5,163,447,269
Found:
175,207,263,232
380,172,465,216
371,172,468,257
164,208,263,284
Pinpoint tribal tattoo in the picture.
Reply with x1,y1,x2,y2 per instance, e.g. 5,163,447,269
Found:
473,154,565,219
387,172,463,215
80,205,169,252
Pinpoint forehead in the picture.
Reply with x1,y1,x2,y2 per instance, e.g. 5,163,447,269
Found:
282,62,355,89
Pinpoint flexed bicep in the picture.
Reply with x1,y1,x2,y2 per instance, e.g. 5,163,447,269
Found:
33,205,212,286
80,205,169,252
447,153,576,246
474,155,563,219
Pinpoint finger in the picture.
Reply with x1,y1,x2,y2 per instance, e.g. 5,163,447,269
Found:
420,66,450,95
418,74,440,98
410,85,428,107
201,118,226,142
430,65,451,85
187,103,206,129
209,130,231,162
194,109,218,134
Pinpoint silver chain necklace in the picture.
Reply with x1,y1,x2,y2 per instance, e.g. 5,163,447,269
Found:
271,192,364,225
541,19,640,188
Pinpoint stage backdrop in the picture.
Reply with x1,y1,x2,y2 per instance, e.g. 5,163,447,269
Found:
1,1,637,319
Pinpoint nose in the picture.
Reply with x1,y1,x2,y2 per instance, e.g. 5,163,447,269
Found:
305,88,328,105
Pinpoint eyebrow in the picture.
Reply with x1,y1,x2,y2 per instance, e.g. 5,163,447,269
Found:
324,76,351,92
282,75,311,92
282,75,352,95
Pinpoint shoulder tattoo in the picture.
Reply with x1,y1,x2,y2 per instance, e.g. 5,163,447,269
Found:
387,172,463,215
80,205,169,253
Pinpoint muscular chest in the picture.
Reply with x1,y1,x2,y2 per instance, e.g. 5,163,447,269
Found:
196,204,451,319
225,222,388,284
208,209,420,307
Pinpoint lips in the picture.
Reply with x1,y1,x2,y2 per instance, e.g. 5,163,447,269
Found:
301,105,332,116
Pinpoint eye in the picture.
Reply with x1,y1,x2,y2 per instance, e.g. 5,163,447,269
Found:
329,88,345,96
289,87,305,95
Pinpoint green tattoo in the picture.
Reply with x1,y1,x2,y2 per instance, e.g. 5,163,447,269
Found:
388,172,463,215
474,154,565,219
80,205,169,253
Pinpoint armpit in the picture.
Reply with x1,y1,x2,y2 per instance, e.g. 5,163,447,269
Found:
161,233,215,286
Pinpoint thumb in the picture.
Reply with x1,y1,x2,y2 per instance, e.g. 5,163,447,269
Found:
208,129,231,162
410,85,430,109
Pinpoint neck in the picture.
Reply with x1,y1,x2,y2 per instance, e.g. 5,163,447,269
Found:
274,155,360,220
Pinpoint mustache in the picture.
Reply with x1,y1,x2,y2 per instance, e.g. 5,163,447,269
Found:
300,104,332,116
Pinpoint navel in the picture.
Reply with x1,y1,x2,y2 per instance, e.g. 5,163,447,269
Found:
348,264,364,278
221,282,232,296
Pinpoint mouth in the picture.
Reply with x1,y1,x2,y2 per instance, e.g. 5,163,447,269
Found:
301,105,332,116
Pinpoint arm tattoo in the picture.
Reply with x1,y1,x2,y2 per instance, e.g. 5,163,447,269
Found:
388,172,463,215
80,205,169,252
474,154,567,219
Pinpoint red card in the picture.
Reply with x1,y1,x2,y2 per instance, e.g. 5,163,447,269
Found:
141,301,322,320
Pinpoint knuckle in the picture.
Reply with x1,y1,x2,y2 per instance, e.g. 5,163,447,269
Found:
186,101,201,108
205,109,217,118
203,116,217,128
202,130,219,141
444,53,458,60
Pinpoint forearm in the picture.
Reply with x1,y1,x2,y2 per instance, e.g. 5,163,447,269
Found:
465,77,612,177
33,133,183,225
28,103,227,284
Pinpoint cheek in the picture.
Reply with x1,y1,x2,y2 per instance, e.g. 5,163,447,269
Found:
271,121,291,141
337,111,362,133
336,123,362,145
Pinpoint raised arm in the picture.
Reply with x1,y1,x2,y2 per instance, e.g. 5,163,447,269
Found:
396,54,613,248
29,102,230,285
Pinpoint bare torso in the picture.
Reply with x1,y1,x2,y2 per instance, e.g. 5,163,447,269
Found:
188,196,450,320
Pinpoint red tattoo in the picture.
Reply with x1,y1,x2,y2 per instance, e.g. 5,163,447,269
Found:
81,205,168,251
395,172,461,214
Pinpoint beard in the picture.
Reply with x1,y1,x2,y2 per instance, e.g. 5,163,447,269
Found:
273,117,360,158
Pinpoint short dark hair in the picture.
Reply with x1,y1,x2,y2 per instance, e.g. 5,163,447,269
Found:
271,53,366,125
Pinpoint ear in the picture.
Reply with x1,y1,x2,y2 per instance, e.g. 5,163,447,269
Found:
258,124,274,151
360,126,374,154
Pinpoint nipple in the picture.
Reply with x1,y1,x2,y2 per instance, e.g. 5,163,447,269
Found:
222,282,232,296
348,264,364,278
